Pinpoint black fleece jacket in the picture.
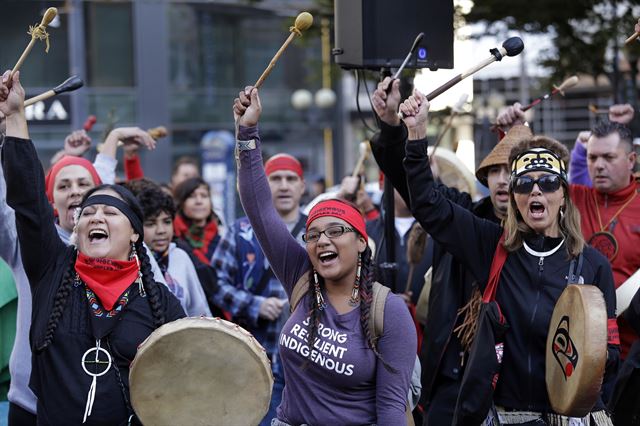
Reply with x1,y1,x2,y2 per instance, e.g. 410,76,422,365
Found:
371,122,501,405
403,136,619,412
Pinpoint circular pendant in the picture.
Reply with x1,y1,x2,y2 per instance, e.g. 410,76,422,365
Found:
588,231,618,261
81,346,112,377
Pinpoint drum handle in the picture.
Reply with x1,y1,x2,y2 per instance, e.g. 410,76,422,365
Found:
567,253,584,285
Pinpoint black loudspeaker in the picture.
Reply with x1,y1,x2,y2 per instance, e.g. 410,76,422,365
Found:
333,0,454,71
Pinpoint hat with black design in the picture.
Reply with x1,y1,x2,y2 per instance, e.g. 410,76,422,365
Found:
511,147,567,181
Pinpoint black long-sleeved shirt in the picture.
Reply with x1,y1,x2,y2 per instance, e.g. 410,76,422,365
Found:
2,136,185,425
371,122,500,406
403,136,619,412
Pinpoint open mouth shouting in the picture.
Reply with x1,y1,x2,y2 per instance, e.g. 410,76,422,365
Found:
318,250,338,265
529,200,546,219
88,228,109,245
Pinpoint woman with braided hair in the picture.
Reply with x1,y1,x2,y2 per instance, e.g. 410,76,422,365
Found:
233,86,416,425
0,71,185,425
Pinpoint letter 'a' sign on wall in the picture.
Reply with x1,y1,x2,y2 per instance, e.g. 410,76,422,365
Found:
25,94,71,125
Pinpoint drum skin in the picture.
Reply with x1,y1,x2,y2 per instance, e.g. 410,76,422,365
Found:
546,284,607,417
130,317,273,426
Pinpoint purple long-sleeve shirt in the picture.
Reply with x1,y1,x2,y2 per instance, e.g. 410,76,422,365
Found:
237,125,416,425
569,140,592,187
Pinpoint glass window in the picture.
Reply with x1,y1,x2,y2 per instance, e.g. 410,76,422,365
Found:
84,2,134,87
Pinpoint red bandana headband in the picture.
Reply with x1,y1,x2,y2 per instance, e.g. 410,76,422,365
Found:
264,154,303,178
306,199,368,242
45,156,102,203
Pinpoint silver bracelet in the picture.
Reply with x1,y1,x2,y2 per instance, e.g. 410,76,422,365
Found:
236,139,257,151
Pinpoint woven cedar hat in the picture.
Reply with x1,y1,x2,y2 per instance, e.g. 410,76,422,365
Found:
475,125,533,187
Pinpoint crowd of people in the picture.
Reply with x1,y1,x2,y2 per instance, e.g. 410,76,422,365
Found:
0,25,640,426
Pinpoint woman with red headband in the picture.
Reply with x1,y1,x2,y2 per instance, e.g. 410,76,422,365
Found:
46,127,156,245
1,70,185,425
233,87,416,425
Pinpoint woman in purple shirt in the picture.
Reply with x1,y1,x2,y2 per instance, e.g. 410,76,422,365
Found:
232,87,416,425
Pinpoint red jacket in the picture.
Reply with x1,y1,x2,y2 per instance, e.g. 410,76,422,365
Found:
571,178,640,358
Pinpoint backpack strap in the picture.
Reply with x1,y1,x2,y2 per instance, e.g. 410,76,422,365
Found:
370,282,390,344
567,253,584,285
289,272,310,313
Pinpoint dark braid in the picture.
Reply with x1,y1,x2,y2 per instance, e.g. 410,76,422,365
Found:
35,250,77,353
303,245,396,373
136,241,165,328
303,268,322,368
359,247,395,372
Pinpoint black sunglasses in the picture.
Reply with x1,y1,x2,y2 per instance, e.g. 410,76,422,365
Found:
512,174,562,194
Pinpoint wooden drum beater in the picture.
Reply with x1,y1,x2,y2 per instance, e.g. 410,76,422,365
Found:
24,75,84,107
254,12,313,88
399,37,524,119
11,7,58,80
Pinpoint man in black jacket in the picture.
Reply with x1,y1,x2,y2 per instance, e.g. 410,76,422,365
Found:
370,77,532,425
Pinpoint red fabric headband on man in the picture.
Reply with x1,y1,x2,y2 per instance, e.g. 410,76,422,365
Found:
306,199,368,243
45,156,102,203
264,154,303,178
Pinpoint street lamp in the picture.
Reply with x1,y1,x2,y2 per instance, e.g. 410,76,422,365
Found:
291,89,313,110
291,86,337,185
314,88,337,109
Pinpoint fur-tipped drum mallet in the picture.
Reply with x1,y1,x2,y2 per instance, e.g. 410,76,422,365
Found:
11,7,58,80
490,76,578,134
254,12,313,89
24,75,83,107
147,126,168,140
521,75,579,112
399,37,524,119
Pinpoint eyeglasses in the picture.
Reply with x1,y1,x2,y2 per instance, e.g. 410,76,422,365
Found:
512,174,562,194
302,225,355,243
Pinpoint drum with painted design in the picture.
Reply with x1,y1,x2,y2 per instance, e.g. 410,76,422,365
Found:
545,284,607,417
130,317,273,426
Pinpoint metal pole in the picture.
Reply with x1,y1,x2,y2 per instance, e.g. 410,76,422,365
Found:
321,17,335,187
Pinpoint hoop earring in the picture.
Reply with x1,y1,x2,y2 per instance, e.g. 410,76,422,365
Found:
131,243,146,297
349,253,362,307
313,270,326,310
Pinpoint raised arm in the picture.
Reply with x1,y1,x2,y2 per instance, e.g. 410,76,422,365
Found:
400,89,501,285
370,77,474,211
569,131,592,186
233,87,310,297
370,77,413,207
0,70,66,283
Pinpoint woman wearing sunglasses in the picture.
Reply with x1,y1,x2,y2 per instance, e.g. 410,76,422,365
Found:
232,87,416,425
398,90,618,424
